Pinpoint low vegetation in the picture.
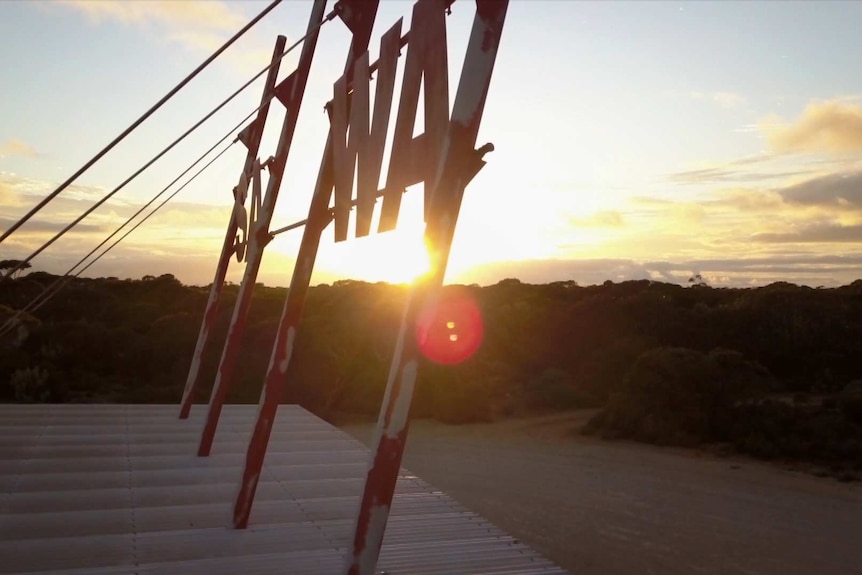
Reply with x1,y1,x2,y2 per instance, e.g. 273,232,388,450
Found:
2,272,862,473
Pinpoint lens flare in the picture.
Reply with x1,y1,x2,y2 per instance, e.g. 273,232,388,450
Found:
416,289,483,365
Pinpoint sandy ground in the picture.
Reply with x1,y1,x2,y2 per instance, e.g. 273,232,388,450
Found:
341,412,862,575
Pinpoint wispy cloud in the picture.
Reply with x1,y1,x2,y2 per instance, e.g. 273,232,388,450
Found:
459,254,862,288
569,210,624,228
58,0,244,31
689,90,746,110
621,161,862,285
1,171,112,204
0,178,23,207
777,171,862,210
0,217,106,236
752,222,862,244
706,188,784,212
0,139,41,158
54,1,259,67
761,100,862,153
0,171,233,273
667,165,807,186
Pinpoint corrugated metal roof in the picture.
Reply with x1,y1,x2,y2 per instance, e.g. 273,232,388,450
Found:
0,404,569,574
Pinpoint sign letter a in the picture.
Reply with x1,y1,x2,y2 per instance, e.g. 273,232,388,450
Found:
377,0,450,234
332,21,402,242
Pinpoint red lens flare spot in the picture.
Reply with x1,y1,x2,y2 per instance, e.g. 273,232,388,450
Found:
416,290,483,365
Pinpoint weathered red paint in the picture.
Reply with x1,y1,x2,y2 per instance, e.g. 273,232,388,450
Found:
195,0,327,457
345,2,509,573
232,0,381,529
178,35,286,420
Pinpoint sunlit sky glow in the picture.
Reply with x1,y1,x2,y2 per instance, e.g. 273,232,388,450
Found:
2,0,862,288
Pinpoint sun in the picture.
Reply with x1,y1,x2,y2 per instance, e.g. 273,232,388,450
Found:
362,219,432,284
308,212,432,285
270,186,437,285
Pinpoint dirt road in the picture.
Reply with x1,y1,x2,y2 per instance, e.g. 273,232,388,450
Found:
342,413,862,575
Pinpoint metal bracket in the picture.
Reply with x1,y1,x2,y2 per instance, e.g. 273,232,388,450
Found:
463,142,494,183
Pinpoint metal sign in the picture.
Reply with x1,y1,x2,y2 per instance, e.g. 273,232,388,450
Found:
177,34,288,421
178,1,508,573
231,159,264,263
332,0,452,241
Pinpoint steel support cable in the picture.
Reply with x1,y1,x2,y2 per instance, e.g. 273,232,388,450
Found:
2,96,265,327
1,6,339,282
0,0,284,246
0,142,236,339
0,51,307,337
65,106,260,286
1,107,257,331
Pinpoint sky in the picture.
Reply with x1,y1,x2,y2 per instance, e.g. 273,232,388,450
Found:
2,0,862,289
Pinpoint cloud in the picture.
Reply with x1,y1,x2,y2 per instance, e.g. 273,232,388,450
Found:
762,100,862,153
642,255,862,288
58,0,244,30
457,255,862,289
662,151,834,188
631,196,674,206
662,152,827,187
140,202,230,230
0,171,114,206
56,1,253,61
776,171,862,210
667,166,807,186
0,217,106,235
707,188,785,212
0,179,23,207
687,91,746,109
458,258,654,287
0,169,238,279
569,210,624,228
0,139,41,158
752,222,862,244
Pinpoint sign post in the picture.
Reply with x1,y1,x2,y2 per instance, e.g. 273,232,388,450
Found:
179,11,508,572
178,34,286,420
195,0,327,457
231,0,382,528
345,3,509,573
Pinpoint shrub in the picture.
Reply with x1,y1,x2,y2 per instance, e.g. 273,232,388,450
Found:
840,383,862,425
731,401,862,467
584,347,772,446
526,367,589,410
10,366,50,403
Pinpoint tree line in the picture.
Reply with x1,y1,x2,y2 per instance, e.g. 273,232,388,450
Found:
2,272,861,473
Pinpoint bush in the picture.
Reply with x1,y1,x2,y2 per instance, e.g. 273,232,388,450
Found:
584,347,772,446
9,366,50,403
841,380,862,424
526,368,590,410
731,401,862,467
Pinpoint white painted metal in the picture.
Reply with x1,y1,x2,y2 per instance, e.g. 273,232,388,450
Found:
0,404,568,574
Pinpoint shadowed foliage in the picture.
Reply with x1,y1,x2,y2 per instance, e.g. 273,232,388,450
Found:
2,274,862,469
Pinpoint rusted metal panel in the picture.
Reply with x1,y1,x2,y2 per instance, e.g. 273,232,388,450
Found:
178,35,286,421
345,2,509,574
332,53,369,242
236,117,262,150
231,162,263,264
333,20,404,242
377,0,450,234
328,22,404,241
272,71,297,109
232,0,381,530
195,0,328,457
356,21,402,238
